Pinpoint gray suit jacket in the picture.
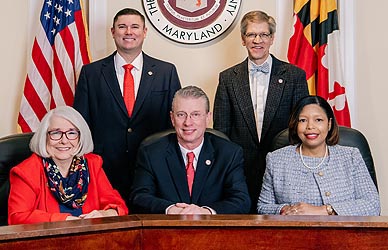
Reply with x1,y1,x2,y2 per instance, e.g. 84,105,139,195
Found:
213,55,309,211
258,145,380,216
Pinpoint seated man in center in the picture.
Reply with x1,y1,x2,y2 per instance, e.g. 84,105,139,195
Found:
129,86,250,214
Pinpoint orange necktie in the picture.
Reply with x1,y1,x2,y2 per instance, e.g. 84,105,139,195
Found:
123,64,135,116
186,152,195,196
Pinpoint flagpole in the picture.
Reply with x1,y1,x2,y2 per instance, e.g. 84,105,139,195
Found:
339,0,355,126
274,0,293,61
89,0,108,60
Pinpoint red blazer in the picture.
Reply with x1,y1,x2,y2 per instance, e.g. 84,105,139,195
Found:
8,153,128,225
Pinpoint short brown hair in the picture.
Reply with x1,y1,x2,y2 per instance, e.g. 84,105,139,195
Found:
113,8,145,27
240,11,276,36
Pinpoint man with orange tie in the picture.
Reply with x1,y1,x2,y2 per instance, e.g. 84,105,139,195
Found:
129,86,250,214
73,8,181,204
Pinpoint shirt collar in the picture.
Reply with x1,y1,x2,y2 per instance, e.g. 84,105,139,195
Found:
179,138,204,162
248,55,273,72
114,52,143,72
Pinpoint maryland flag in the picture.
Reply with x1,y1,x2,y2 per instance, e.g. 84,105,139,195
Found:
288,0,351,127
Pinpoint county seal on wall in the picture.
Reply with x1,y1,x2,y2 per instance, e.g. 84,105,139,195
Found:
143,0,242,44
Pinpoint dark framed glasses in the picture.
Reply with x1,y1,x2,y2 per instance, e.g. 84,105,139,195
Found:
47,130,80,141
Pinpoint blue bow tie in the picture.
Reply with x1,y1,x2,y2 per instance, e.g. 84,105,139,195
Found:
250,62,270,74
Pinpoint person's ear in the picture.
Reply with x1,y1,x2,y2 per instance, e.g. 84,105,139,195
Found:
170,111,175,127
206,111,212,127
143,26,148,38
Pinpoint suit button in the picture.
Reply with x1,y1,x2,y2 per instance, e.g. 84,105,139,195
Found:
127,128,133,133
318,171,324,177
325,191,331,197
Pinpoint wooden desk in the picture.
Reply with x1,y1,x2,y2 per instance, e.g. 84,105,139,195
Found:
1,214,388,249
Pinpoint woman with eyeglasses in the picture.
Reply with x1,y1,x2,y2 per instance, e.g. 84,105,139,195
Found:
8,106,128,225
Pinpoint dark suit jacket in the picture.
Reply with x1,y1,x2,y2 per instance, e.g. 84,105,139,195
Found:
129,132,251,214
213,55,309,212
73,52,181,200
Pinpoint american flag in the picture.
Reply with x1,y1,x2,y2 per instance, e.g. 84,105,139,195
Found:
18,0,90,132
288,0,351,127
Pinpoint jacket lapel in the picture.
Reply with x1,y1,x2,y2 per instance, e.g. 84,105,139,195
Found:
131,53,155,119
191,134,213,203
165,135,191,203
262,55,286,139
101,52,128,116
233,60,259,145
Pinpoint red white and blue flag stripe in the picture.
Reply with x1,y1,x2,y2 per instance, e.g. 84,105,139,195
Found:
18,0,90,132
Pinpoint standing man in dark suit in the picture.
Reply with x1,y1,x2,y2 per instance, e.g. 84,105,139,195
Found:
213,10,309,212
129,86,250,214
73,8,181,202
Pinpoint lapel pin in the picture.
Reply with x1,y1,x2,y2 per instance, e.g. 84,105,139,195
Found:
148,71,153,76
278,79,284,84
205,160,211,166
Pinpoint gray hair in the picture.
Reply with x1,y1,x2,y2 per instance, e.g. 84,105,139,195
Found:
172,86,210,112
240,10,276,36
30,106,94,157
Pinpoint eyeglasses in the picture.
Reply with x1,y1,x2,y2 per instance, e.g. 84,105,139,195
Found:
173,111,206,121
245,32,272,41
48,130,80,141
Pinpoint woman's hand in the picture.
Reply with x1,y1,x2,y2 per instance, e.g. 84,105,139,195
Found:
79,209,118,219
280,202,328,215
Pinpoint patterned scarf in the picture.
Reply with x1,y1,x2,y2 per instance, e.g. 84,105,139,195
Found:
43,156,89,209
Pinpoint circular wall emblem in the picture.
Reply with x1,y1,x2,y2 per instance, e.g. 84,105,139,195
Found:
142,0,242,44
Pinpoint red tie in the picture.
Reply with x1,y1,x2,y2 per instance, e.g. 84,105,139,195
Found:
123,64,135,116
186,152,195,196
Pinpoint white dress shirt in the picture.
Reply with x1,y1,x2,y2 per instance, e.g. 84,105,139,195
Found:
165,139,216,214
248,56,272,141
114,52,143,98
179,141,203,171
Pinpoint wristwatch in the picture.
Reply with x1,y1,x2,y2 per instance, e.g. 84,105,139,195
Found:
326,204,334,215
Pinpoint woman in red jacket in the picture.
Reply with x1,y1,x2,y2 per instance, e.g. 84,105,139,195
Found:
8,106,128,224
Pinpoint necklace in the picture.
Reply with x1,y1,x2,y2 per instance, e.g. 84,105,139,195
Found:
299,144,328,170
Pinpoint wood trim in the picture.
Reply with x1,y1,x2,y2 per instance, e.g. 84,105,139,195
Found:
1,215,388,249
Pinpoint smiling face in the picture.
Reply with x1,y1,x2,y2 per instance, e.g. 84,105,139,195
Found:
111,14,147,58
170,96,211,150
46,116,80,168
297,104,332,154
241,21,274,65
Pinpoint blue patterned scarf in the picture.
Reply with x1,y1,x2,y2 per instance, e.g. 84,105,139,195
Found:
43,156,89,209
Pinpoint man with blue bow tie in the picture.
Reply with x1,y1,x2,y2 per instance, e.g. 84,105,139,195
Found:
213,10,309,213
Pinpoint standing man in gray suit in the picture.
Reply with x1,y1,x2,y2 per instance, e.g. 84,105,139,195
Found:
73,8,181,203
213,10,309,212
